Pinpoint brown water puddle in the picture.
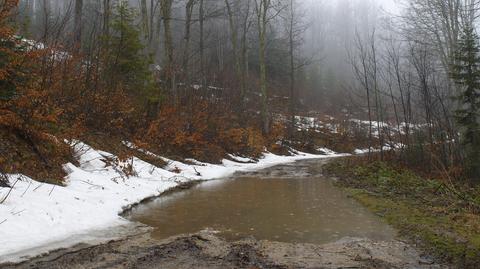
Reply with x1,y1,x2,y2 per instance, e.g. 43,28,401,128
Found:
127,159,396,244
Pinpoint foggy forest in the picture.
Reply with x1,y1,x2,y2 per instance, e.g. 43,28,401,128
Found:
1,0,480,268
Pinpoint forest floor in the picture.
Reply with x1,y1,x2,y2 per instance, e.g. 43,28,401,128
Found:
2,229,445,269
324,158,480,269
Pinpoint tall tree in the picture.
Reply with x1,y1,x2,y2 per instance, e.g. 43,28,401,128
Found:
287,0,296,137
140,0,149,39
254,0,272,134
160,0,175,98
199,0,206,89
404,0,480,75
225,0,242,104
73,0,83,50
284,0,306,137
183,0,196,85
104,0,153,94
240,0,252,107
0,0,20,100
451,24,480,181
103,0,111,36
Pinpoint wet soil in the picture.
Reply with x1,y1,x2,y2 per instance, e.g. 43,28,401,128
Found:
1,230,446,269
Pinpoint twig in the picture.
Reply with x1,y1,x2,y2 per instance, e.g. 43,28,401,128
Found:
79,180,104,189
21,179,33,197
0,219,6,225
0,178,20,204
33,183,43,192
100,153,128,181
149,165,157,174
48,184,56,196
193,167,201,176
12,209,25,216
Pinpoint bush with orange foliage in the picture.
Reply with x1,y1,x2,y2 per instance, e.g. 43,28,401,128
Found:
0,0,73,184
143,99,273,163
0,0,297,184
144,101,221,162
218,127,265,158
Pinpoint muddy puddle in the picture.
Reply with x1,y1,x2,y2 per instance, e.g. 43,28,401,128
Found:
127,159,396,244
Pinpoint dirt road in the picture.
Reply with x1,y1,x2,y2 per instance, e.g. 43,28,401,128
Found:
2,229,446,269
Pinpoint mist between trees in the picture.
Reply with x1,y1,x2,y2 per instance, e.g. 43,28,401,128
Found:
1,0,480,183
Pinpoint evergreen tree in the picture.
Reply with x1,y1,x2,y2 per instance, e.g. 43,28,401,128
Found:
451,25,480,182
103,1,154,97
0,37,17,100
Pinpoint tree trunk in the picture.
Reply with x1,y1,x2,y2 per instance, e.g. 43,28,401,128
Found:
103,0,110,36
225,0,242,106
140,0,149,39
73,0,83,51
199,0,206,90
255,0,271,134
240,0,251,108
183,0,195,86
288,0,295,138
160,0,175,99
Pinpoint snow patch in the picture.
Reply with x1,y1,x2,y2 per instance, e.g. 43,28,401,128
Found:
0,141,345,263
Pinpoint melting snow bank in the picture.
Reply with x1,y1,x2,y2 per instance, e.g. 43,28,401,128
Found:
354,143,405,155
0,142,347,263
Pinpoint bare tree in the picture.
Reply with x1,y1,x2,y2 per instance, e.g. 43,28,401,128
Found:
103,0,111,36
254,0,281,134
240,0,252,106
403,0,480,74
73,0,83,50
183,0,196,86
160,0,175,100
140,0,148,38
199,0,205,89
350,30,374,156
284,0,307,138
225,0,242,103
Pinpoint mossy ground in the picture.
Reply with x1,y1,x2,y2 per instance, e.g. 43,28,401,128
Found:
324,158,480,268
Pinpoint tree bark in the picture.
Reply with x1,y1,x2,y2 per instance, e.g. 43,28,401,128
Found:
140,0,149,39
255,0,271,134
183,0,195,86
288,0,296,138
199,0,206,89
160,0,175,99
240,0,251,108
103,0,110,36
225,0,242,105
73,0,83,50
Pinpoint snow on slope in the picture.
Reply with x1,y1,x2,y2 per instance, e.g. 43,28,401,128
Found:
0,142,345,263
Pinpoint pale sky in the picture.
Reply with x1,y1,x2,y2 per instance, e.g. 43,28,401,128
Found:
302,0,401,14
379,0,401,14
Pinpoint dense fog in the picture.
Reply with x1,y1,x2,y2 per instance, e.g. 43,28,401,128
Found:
14,0,401,111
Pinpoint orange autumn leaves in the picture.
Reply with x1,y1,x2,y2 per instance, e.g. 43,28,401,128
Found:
0,0,288,183
144,102,269,163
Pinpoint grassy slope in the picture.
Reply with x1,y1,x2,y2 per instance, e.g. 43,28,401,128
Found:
324,158,480,268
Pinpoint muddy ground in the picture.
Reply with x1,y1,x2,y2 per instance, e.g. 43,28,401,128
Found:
1,229,446,269
1,159,450,269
